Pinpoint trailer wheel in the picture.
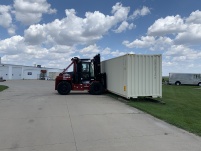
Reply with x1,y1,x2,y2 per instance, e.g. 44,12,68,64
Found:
90,82,103,95
198,82,201,86
175,81,181,86
57,82,71,95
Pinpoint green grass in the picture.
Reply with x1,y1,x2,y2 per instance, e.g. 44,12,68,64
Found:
0,85,8,92
127,85,201,136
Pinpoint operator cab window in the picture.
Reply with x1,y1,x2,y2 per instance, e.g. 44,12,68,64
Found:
82,63,90,72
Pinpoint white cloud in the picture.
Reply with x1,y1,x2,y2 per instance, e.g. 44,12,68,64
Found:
165,45,201,60
24,3,130,46
186,10,201,24
114,21,135,33
80,44,99,54
102,47,111,55
131,10,201,49
148,15,187,36
0,35,75,68
174,24,201,45
129,6,151,19
8,25,16,35
0,36,25,55
111,50,125,57
79,44,126,58
0,5,15,35
112,2,130,21
0,2,132,68
13,0,56,25
24,24,47,45
123,36,155,48
140,6,151,16
0,5,12,28
123,36,172,51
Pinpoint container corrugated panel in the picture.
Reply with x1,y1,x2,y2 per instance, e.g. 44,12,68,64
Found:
101,54,162,99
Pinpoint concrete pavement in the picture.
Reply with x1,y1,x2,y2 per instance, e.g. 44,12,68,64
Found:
0,80,201,151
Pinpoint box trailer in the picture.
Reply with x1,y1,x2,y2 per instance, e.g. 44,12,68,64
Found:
101,54,162,99
169,73,201,86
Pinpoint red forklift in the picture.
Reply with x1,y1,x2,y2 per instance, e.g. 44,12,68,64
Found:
55,54,106,95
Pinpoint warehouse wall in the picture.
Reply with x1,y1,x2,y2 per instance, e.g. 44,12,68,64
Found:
0,66,9,80
0,64,62,80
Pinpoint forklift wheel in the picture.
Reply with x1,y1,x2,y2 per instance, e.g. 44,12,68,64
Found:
90,82,103,95
57,82,71,95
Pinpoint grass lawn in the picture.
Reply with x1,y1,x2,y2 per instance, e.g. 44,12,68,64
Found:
127,85,201,136
0,85,8,92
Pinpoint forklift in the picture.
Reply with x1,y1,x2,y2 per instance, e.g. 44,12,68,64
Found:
55,54,106,95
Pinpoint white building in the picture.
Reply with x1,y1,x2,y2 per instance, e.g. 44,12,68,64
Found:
0,59,63,80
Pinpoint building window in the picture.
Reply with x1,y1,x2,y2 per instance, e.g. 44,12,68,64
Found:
28,72,32,75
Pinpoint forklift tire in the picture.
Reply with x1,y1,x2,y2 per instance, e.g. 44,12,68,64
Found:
57,82,71,95
90,82,103,95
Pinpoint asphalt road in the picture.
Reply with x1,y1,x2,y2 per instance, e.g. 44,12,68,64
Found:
0,80,201,151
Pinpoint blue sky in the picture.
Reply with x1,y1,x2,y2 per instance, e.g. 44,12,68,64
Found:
0,0,201,75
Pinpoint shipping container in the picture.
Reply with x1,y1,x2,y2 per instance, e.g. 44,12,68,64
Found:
101,54,162,99
169,73,201,86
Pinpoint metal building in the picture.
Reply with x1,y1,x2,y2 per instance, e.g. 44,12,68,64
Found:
0,61,62,80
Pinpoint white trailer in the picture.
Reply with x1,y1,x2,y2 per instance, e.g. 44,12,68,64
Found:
169,73,201,86
101,54,162,99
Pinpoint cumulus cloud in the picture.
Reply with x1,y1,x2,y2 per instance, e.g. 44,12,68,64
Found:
0,5,12,28
0,0,56,34
174,24,201,45
102,47,111,55
124,10,201,74
148,15,187,36
162,44,201,74
123,36,172,51
13,0,57,25
186,10,201,24
111,50,125,57
79,44,100,58
0,5,15,35
147,10,201,46
24,24,47,45
79,44,125,58
0,36,25,55
165,45,201,60
24,3,130,46
114,21,135,33
0,35,75,67
0,2,132,68
129,6,151,19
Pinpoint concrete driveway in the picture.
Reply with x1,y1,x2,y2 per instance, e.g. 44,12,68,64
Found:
0,80,201,151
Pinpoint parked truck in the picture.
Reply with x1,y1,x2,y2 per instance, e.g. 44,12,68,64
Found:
169,73,201,86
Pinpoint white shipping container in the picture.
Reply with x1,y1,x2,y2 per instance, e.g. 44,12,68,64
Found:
101,54,162,99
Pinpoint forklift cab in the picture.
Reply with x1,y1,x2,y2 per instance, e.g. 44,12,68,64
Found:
73,59,94,84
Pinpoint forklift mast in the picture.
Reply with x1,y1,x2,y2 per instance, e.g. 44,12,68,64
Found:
93,54,101,80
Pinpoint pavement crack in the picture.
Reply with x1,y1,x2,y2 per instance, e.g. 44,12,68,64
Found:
0,142,74,151
71,112,145,117
79,132,174,144
65,96,78,151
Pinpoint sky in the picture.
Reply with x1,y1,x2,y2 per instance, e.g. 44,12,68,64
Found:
0,0,201,76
